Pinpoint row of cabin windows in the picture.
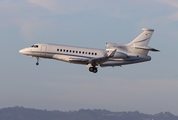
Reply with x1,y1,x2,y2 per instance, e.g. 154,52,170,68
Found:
57,49,97,55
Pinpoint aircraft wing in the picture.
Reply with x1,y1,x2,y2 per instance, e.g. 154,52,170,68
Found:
53,49,117,66
68,57,107,65
68,56,109,65
53,54,89,64
68,57,90,63
70,49,117,65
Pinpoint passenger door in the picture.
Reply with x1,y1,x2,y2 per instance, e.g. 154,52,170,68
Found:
41,45,47,57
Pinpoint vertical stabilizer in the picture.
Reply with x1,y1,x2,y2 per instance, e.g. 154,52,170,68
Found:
128,28,154,46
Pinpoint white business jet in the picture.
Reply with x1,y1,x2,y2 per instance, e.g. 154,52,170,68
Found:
19,28,159,73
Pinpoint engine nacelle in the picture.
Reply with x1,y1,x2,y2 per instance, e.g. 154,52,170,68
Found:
113,52,128,59
106,43,117,49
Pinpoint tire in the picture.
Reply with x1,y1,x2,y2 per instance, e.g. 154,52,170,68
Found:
89,67,94,72
93,68,98,73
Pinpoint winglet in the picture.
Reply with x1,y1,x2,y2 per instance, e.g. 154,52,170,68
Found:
107,49,117,58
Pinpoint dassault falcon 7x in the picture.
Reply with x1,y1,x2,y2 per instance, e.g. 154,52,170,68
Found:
19,28,159,73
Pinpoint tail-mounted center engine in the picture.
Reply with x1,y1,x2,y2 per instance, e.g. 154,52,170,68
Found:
106,43,128,59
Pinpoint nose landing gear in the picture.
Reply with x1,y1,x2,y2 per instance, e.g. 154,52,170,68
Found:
89,67,98,73
36,57,39,65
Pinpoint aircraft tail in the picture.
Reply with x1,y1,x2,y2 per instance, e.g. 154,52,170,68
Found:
127,28,159,55
106,28,159,57
128,28,154,46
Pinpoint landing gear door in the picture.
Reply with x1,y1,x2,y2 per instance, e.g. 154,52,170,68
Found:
41,45,47,57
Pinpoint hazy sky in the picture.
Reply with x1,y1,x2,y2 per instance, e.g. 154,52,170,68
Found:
0,0,178,115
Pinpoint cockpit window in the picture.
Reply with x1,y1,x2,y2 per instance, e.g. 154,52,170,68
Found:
31,45,38,48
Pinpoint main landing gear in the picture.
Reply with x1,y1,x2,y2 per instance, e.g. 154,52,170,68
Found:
89,67,98,73
36,57,39,65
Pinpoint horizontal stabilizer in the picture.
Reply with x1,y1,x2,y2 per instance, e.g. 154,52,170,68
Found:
133,45,160,52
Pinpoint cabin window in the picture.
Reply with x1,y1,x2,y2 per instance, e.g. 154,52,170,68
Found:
79,51,81,54
92,52,94,55
60,49,62,52
88,52,90,55
82,51,84,54
95,53,97,55
76,51,78,53
73,50,75,53
69,50,71,52
63,49,65,52
66,50,68,52
57,49,59,51
85,52,87,54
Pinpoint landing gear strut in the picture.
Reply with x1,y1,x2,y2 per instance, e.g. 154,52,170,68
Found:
36,57,39,65
89,67,98,73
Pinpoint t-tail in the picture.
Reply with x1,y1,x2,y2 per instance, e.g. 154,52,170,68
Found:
128,28,154,46
128,28,159,56
106,28,159,56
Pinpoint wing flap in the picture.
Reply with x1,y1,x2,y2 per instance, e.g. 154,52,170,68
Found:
69,58,89,63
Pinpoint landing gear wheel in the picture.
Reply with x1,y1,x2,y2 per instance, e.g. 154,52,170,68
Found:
89,67,94,72
93,68,98,73
36,57,39,66
89,67,98,73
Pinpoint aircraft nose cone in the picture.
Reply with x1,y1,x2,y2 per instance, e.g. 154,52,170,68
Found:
19,49,24,54
19,49,27,54
19,48,32,55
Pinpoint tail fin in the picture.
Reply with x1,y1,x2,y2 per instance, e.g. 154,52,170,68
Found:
128,28,154,46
